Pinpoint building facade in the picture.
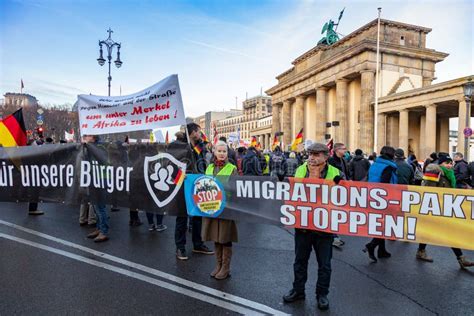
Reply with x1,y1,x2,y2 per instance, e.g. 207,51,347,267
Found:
3,93,38,108
266,19,449,155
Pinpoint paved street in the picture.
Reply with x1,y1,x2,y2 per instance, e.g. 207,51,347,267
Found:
0,202,473,315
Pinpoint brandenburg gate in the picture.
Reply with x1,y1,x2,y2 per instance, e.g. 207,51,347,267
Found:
266,18,472,158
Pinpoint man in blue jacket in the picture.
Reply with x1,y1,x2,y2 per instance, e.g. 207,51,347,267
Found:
363,146,398,262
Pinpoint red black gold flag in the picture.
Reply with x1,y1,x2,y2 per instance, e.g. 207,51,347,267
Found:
250,136,257,147
0,108,27,147
291,128,303,151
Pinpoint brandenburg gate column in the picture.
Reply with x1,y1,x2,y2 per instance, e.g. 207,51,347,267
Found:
425,104,438,157
439,118,450,153
315,87,327,142
360,70,375,154
272,103,281,136
399,109,409,154
294,95,305,135
282,100,293,148
336,79,349,144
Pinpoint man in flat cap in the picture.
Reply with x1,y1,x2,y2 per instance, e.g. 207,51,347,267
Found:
283,142,344,311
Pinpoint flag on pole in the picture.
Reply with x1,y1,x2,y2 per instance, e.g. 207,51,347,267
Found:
0,108,27,147
291,128,304,151
21,79,24,89
193,142,204,155
272,132,279,150
250,136,257,147
201,131,209,143
64,130,75,142
326,138,334,156
237,125,241,145
213,123,218,144
165,131,169,144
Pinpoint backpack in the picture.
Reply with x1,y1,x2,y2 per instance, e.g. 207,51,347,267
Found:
413,165,423,181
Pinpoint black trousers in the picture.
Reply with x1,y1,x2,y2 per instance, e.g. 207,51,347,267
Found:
293,229,334,296
418,243,463,257
175,216,203,250
28,203,38,212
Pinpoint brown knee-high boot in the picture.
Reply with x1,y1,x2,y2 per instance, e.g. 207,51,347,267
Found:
215,246,232,280
210,243,223,277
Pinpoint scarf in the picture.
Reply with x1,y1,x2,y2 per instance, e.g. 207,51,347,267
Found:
214,159,226,169
440,166,456,188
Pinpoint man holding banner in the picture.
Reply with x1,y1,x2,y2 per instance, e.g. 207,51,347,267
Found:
175,123,214,260
283,143,343,311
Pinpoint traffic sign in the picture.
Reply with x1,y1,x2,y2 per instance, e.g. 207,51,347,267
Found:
37,108,44,115
463,127,472,138
37,115,44,121
36,120,44,125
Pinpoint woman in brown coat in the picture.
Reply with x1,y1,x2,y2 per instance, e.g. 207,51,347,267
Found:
202,141,238,280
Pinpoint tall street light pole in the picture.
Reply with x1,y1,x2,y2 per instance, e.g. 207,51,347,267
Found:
462,78,474,159
97,28,123,96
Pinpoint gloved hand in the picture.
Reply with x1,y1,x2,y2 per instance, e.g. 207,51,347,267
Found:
333,175,342,185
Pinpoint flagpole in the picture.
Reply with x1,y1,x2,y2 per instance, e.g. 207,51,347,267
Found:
373,7,382,153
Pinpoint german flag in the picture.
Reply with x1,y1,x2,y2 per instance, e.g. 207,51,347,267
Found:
165,131,169,144
250,136,257,147
272,133,279,150
0,108,27,147
423,172,440,182
291,128,303,151
193,142,204,155
173,168,185,186
201,131,209,143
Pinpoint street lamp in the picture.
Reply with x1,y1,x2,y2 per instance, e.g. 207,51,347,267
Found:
462,78,474,159
97,28,123,96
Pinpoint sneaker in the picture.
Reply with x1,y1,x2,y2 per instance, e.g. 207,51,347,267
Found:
148,224,157,232
155,224,167,232
332,237,345,248
176,249,188,260
28,210,44,215
317,295,330,310
79,221,88,226
110,207,120,212
193,244,214,255
283,289,305,303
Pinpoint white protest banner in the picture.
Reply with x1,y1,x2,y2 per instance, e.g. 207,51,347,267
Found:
76,75,186,136
152,129,165,143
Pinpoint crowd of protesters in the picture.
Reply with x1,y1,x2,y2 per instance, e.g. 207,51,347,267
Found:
23,122,474,312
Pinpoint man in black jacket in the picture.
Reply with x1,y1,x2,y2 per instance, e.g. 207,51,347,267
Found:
394,149,414,185
328,143,349,178
175,123,214,260
348,149,370,181
242,147,263,176
453,152,470,188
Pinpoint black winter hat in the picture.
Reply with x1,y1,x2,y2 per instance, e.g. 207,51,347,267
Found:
437,152,452,165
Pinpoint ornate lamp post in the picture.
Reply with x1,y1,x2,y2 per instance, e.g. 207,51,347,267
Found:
462,78,474,159
97,28,123,96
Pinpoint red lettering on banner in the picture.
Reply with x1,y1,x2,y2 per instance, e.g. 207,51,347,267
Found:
92,120,127,129
86,114,102,120
145,114,170,123
131,101,170,116
105,112,127,118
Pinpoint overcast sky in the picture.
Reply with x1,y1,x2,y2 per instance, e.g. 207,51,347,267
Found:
1,0,472,119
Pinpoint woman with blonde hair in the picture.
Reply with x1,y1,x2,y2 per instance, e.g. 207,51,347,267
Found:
202,140,238,279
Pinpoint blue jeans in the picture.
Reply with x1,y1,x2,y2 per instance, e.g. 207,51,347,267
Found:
94,204,109,235
146,212,164,225
293,229,333,296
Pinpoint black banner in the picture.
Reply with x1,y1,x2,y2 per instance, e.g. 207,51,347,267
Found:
0,142,193,216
